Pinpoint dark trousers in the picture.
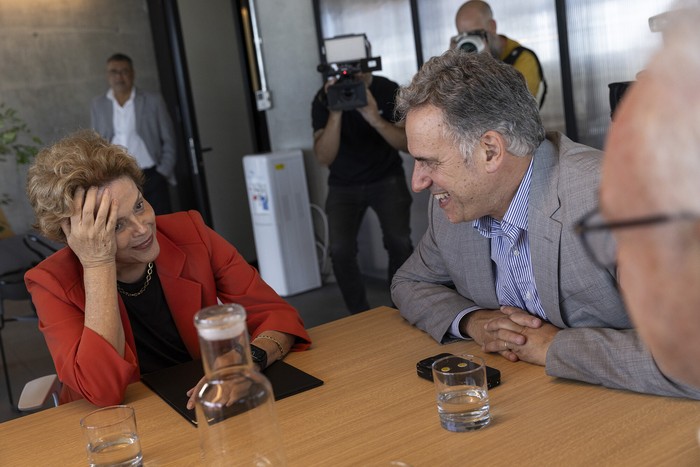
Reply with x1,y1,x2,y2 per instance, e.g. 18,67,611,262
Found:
326,174,414,314
143,168,172,216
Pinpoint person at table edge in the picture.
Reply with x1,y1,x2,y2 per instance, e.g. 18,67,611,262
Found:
390,49,700,399
599,3,700,389
24,130,311,406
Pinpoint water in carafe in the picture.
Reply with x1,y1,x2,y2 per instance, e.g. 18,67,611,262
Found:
194,304,286,466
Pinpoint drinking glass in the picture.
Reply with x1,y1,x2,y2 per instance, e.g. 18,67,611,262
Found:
432,354,491,432
80,405,142,467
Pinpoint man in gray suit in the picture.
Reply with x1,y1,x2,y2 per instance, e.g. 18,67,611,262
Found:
91,53,176,215
391,49,700,399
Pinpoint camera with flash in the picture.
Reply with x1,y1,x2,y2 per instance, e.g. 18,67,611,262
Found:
317,34,382,111
451,30,488,54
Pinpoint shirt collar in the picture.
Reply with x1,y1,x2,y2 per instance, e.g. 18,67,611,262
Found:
106,87,136,105
473,157,534,237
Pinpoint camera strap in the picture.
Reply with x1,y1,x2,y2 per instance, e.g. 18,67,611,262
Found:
504,46,548,109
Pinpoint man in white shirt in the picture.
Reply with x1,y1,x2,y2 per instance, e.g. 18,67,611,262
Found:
91,53,177,215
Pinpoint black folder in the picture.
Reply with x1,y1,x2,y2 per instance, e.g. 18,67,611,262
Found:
141,359,323,426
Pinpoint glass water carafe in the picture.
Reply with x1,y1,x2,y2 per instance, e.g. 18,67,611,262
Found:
194,303,286,466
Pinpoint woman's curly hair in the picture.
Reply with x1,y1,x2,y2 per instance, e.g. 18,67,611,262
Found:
26,130,144,242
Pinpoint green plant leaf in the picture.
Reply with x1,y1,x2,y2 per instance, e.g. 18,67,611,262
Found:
2,131,17,145
0,103,43,203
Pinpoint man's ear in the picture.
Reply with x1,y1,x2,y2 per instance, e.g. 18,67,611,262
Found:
488,19,498,35
480,130,506,173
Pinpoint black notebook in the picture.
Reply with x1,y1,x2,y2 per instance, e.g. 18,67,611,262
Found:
141,359,323,426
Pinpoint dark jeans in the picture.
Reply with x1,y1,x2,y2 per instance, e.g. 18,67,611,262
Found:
143,167,172,215
326,174,414,314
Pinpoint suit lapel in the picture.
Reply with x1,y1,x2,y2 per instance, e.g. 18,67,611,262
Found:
462,229,499,308
154,229,203,358
133,88,144,134
431,198,499,308
528,136,566,328
103,96,115,141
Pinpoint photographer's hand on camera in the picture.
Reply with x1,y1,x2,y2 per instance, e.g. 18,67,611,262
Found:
313,82,343,166
356,87,382,127
323,76,338,95
357,86,408,152
313,73,408,166
314,76,361,167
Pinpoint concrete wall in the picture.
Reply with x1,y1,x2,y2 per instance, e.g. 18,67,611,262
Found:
256,0,327,210
0,0,159,234
0,0,425,279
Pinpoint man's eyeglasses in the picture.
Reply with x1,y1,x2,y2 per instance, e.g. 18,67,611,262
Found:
108,69,131,77
575,208,700,270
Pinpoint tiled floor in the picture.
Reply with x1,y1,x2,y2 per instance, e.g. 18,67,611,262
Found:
0,276,393,424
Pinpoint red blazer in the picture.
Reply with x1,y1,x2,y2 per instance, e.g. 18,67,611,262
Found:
25,210,311,406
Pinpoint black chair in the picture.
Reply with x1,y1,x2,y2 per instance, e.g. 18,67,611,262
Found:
608,81,634,120
0,233,58,408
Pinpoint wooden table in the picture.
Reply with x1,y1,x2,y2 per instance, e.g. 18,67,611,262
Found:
1,307,699,466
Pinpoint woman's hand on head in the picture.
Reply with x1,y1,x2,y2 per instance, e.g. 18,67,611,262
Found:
61,186,118,269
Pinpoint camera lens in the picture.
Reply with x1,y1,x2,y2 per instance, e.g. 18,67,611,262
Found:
459,42,479,53
455,35,486,54
341,89,355,100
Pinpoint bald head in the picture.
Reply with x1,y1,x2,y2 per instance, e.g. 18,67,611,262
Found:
600,3,700,388
456,1,494,33
455,1,499,56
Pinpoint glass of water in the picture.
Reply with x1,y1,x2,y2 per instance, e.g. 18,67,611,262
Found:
432,354,491,432
80,405,143,467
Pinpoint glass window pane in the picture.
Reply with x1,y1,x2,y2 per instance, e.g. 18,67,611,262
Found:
319,0,417,85
416,0,564,133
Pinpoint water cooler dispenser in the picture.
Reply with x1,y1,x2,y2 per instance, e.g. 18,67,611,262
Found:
242,150,321,296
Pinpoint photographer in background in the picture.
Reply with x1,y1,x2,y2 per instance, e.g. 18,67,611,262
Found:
311,36,413,314
453,1,546,107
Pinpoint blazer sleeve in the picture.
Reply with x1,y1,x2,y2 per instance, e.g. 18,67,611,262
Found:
186,211,311,350
542,141,700,400
25,264,139,406
90,98,98,130
546,327,700,399
391,200,480,343
90,95,113,141
154,93,177,181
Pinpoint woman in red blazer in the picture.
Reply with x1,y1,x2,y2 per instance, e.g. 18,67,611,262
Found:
25,130,311,406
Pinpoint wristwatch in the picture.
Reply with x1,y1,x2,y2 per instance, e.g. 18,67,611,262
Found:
250,344,268,369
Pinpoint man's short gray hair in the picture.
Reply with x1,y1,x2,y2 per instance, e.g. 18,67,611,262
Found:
395,49,545,159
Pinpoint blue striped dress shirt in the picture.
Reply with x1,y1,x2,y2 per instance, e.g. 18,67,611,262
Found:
472,160,549,321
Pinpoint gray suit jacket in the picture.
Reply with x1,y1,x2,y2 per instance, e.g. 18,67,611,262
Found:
392,132,700,399
91,87,177,184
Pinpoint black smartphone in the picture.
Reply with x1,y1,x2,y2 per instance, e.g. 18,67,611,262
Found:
416,353,501,389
